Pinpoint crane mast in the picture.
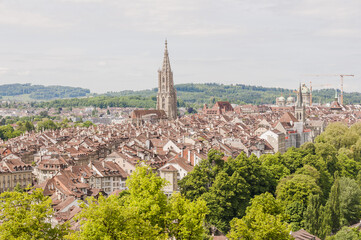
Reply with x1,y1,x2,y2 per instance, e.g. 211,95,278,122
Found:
303,74,354,105
340,75,354,105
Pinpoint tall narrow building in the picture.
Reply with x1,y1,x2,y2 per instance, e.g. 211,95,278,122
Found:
295,83,305,122
157,40,177,120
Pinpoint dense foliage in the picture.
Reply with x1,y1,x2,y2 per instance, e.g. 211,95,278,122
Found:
69,165,209,240
0,83,90,100
179,122,361,239
35,95,158,109
0,115,93,141
0,166,208,240
0,188,69,240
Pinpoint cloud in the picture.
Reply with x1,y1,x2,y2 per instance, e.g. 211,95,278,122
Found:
0,67,9,75
58,0,104,2
0,3,66,28
105,0,244,37
317,28,361,37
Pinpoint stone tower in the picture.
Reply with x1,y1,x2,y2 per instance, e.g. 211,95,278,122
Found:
157,40,177,120
295,83,305,122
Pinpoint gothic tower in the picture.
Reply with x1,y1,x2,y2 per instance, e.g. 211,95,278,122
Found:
295,83,305,122
157,40,177,120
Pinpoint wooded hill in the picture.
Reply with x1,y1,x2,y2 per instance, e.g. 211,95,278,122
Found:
0,83,90,100
5,83,361,109
108,83,361,106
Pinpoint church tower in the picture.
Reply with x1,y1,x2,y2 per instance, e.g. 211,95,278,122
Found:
157,40,177,120
295,83,305,122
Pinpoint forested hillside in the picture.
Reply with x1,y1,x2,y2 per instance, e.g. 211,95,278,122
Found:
0,83,90,100
30,83,361,110
110,83,361,105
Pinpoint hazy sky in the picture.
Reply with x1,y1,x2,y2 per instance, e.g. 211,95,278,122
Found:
0,0,360,93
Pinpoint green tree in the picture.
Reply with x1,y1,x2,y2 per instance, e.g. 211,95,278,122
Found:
0,188,69,240
24,121,35,132
202,171,250,233
82,121,93,128
227,192,291,240
322,177,361,237
69,194,131,240
166,193,209,240
71,165,208,240
37,119,58,131
326,226,361,240
260,153,290,192
276,173,323,206
179,158,215,201
13,183,24,193
285,200,304,231
226,153,274,196
39,110,49,118
304,194,324,237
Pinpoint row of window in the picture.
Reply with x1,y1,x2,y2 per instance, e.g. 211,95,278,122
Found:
0,174,32,182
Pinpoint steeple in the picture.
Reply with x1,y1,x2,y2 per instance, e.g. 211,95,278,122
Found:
297,83,303,107
295,83,305,123
162,39,171,72
157,40,177,120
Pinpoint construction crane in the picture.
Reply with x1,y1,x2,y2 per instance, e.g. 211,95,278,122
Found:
340,75,354,105
304,74,354,105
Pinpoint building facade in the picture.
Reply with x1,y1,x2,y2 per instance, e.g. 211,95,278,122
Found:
0,158,33,192
157,40,177,120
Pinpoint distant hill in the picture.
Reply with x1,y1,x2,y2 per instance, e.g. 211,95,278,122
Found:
107,83,361,105
35,83,361,110
0,83,90,100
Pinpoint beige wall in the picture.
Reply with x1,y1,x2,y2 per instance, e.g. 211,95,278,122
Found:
0,171,33,192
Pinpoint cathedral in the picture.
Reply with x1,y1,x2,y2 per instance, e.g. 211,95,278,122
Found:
157,40,177,120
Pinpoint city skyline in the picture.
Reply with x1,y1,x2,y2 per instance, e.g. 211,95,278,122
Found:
0,0,360,93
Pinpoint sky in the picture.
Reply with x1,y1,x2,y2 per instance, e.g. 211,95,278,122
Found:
0,0,360,93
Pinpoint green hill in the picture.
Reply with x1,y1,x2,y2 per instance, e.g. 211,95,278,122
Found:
0,83,90,100
34,83,361,110
107,83,361,105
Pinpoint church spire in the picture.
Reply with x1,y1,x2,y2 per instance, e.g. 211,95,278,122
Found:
297,83,303,107
295,83,305,123
162,39,171,72
157,40,177,120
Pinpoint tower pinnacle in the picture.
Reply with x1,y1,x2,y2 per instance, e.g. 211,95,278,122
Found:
295,83,305,122
297,83,303,108
157,41,177,120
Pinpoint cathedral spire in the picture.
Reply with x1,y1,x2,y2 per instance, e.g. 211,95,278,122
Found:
157,40,177,120
162,39,171,72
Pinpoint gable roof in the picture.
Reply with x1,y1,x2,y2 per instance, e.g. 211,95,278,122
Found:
291,229,320,240
279,112,298,123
